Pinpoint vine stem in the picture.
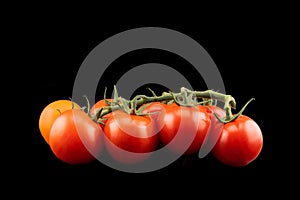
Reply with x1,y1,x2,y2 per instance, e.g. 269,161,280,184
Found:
92,86,246,124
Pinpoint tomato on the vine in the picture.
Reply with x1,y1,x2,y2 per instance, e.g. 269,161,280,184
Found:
38,85,263,169
147,103,211,155
39,100,81,144
49,109,103,164
212,115,263,167
103,110,159,164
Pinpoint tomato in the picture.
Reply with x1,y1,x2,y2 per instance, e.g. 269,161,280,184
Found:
155,103,211,155
203,105,226,137
49,109,103,164
90,99,113,128
204,105,226,119
141,102,166,127
103,110,159,164
212,115,263,167
197,105,226,157
39,100,81,144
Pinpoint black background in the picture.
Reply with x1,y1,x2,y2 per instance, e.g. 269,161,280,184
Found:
5,5,295,197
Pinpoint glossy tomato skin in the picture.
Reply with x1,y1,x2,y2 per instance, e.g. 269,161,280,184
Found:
39,100,81,144
141,102,167,129
103,110,159,164
157,103,211,155
204,105,226,119
49,109,103,164
197,105,226,157
212,115,263,167
203,105,226,137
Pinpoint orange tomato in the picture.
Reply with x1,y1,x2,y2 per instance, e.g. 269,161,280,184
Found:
38,100,81,144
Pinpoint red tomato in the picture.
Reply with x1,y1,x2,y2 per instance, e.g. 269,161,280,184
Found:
197,105,226,158
49,109,103,164
90,99,113,128
156,103,211,155
212,115,263,167
103,110,159,164
204,105,226,120
203,105,226,137
141,102,166,129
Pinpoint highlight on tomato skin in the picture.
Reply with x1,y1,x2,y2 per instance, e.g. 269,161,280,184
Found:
48,109,104,165
211,115,263,167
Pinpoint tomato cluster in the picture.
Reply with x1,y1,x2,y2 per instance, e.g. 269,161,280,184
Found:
38,91,263,168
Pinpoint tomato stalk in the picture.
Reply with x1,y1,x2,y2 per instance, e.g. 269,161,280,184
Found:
213,97,255,123
91,86,253,124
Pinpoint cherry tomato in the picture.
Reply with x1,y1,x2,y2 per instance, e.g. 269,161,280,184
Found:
197,105,226,157
49,109,103,164
103,110,159,164
203,105,226,137
204,105,226,120
141,102,166,128
156,103,211,155
212,115,263,167
90,99,113,128
39,100,81,144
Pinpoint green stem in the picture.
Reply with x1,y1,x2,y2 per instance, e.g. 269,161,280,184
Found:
213,98,255,124
95,87,237,123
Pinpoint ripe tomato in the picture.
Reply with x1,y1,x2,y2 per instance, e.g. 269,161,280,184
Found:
204,105,226,120
198,105,226,158
156,103,211,155
141,102,166,127
103,110,159,164
39,100,81,144
49,109,103,164
90,99,113,128
212,115,263,167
